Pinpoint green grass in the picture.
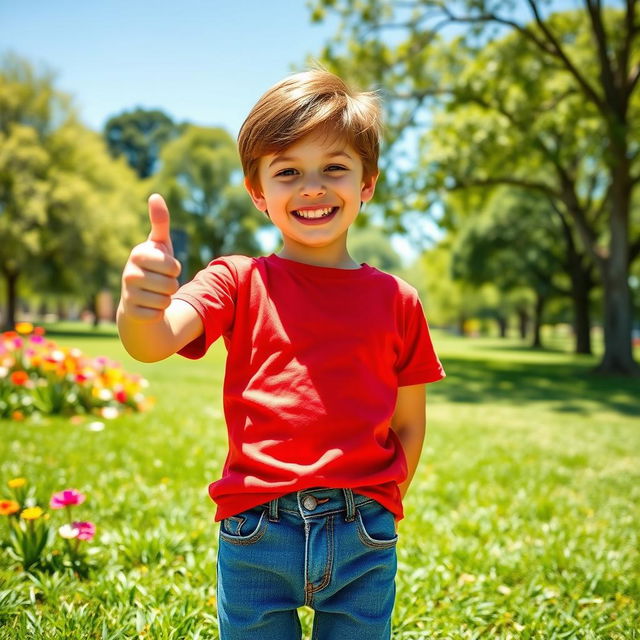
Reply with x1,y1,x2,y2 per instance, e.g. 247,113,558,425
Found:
1,325,638,639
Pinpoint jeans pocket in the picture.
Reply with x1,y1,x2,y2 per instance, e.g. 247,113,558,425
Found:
220,506,268,546
355,500,398,550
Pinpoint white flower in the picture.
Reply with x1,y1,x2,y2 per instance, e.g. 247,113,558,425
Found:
58,524,79,539
87,421,105,432
100,406,119,420
97,388,113,401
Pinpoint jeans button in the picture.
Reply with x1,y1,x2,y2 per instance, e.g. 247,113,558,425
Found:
302,495,318,511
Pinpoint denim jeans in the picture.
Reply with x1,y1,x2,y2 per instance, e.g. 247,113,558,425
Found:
216,487,398,639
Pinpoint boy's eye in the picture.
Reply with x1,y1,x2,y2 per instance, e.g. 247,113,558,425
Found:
326,165,347,172
275,168,297,177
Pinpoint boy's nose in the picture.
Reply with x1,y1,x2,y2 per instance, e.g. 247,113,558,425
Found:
300,180,326,197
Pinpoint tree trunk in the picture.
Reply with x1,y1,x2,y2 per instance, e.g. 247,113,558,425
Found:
572,287,592,355
558,209,593,355
497,314,508,338
596,264,639,375
566,254,593,355
517,308,529,340
2,269,19,331
531,293,545,349
595,150,639,375
457,313,466,336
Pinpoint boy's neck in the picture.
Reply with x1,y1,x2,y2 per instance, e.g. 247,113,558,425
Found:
277,241,361,270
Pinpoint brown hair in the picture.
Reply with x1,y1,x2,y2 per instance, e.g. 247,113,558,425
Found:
238,69,382,188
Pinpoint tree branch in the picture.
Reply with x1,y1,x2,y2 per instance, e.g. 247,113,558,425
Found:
523,0,607,115
584,0,622,114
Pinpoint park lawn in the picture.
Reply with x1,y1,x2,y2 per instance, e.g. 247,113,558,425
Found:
0,326,638,639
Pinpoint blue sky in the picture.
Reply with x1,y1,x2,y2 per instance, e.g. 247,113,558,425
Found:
2,0,456,259
1,0,339,136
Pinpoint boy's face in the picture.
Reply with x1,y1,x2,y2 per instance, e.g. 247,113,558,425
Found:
245,130,377,262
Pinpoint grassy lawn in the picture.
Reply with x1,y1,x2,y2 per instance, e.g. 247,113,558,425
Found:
1,325,638,639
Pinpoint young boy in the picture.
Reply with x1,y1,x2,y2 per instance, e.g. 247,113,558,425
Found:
118,69,444,640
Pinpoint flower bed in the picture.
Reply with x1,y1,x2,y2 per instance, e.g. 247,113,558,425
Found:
0,323,151,419
1,478,96,576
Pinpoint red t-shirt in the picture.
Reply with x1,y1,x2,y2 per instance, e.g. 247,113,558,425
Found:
174,254,444,521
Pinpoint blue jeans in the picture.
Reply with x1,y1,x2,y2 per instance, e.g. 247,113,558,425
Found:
216,488,398,639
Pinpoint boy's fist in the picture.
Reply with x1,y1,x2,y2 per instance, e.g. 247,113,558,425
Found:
120,194,182,322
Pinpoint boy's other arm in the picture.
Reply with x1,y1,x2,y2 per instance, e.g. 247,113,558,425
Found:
117,194,203,362
390,383,427,500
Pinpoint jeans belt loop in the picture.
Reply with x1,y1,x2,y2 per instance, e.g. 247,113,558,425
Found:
343,488,356,522
268,497,279,522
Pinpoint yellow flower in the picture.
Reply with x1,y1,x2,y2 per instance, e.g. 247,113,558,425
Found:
8,477,27,488
15,322,34,335
21,506,44,520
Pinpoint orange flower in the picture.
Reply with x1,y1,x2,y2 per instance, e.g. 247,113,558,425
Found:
10,371,29,386
0,500,20,515
34,326,46,336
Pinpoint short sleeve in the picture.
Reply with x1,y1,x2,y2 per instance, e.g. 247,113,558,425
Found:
172,257,238,359
395,291,445,386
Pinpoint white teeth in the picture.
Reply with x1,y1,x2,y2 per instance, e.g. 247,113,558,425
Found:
293,207,334,219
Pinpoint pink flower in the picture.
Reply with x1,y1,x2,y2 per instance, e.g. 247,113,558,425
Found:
50,489,86,509
73,521,96,541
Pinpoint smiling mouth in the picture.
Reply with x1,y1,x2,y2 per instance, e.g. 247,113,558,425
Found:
291,206,338,220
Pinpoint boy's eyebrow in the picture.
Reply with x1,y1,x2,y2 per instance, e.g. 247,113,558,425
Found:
268,150,354,168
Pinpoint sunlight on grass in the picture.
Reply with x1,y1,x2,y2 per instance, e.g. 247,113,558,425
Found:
1,326,638,638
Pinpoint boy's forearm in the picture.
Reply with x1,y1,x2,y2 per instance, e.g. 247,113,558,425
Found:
395,422,426,499
117,302,176,362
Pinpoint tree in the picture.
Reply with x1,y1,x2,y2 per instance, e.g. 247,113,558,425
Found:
153,125,266,276
348,226,402,271
312,1,640,375
452,188,597,350
104,108,179,179
0,53,143,329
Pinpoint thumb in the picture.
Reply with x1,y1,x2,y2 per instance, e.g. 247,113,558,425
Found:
147,193,174,255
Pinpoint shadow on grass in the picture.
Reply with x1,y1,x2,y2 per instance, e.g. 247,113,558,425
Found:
435,355,639,416
41,322,119,339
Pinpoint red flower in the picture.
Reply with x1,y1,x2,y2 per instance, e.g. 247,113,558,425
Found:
115,390,127,404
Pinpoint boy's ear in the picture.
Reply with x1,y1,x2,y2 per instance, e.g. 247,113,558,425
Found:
244,177,267,212
360,173,379,204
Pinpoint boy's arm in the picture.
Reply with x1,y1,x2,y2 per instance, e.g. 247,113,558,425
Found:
390,383,427,500
117,194,203,362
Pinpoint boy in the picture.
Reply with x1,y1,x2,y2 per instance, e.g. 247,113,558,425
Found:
118,69,444,640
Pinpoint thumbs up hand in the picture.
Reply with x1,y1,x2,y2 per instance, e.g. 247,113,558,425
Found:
119,194,182,322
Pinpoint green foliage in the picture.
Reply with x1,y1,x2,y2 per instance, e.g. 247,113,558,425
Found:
348,225,401,270
153,125,267,274
104,108,179,179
